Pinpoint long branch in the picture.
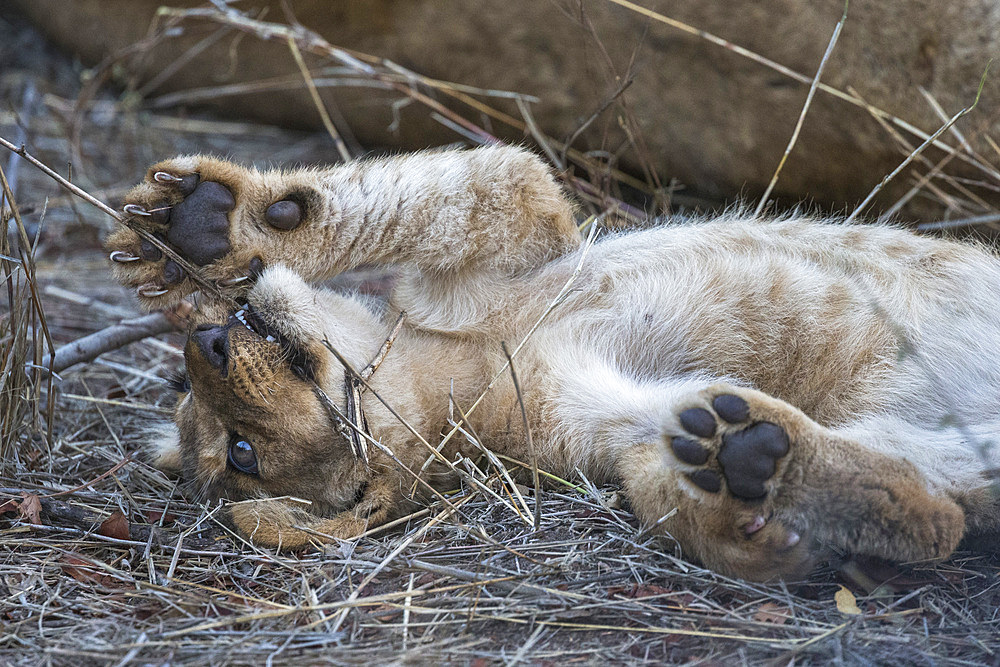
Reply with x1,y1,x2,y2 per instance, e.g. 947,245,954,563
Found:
36,311,182,376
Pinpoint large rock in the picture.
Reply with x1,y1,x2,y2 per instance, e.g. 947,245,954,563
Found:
11,0,1000,218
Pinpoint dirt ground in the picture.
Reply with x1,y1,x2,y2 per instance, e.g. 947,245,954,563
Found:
1,5,999,666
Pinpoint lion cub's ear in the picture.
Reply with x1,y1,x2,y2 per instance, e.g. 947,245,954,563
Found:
145,422,183,474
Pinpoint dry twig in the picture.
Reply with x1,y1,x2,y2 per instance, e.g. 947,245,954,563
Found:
754,1,848,216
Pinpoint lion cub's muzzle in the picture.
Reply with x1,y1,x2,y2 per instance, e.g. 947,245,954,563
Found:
186,305,320,413
189,305,316,380
191,323,231,375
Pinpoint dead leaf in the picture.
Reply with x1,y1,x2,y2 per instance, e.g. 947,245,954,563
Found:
18,494,42,525
607,584,673,599
146,508,176,525
60,555,128,589
835,585,862,615
98,510,130,541
753,601,792,624
0,499,18,516
61,556,110,585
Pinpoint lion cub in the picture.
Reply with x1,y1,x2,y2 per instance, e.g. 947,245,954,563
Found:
106,146,999,581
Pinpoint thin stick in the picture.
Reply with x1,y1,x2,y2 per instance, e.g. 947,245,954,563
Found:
359,311,406,380
0,137,120,222
919,85,975,156
286,35,353,162
845,64,990,223
754,1,847,217
36,457,133,499
501,341,541,529
917,212,1000,232
560,77,634,168
849,85,981,216
516,97,563,170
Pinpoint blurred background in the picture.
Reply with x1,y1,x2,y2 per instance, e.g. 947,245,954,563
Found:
7,0,1000,229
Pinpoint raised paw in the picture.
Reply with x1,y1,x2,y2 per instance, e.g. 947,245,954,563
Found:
671,391,790,501
105,156,313,309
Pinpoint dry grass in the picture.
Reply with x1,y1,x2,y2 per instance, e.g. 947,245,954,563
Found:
1,4,999,665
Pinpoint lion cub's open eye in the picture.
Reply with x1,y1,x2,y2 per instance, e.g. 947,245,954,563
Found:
227,436,259,475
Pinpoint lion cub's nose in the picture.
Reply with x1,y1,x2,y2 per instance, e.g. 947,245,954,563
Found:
192,324,229,370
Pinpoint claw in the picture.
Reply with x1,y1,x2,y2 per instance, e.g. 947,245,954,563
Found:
123,204,151,216
219,275,250,287
744,515,767,536
153,171,182,183
138,284,169,298
109,251,141,263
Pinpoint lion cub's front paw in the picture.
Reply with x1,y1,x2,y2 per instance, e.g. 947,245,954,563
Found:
106,156,310,309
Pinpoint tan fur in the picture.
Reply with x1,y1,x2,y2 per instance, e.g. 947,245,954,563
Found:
107,146,999,580
16,0,1000,217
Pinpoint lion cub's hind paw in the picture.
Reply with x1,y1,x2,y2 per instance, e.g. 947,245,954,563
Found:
659,387,821,579
670,391,790,501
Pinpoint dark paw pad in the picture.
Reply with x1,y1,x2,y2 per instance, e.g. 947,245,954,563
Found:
713,394,749,423
139,238,163,261
671,436,710,465
166,181,235,266
687,469,722,493
163,259,186,285
176,174,199,197
717,422,789,500
265,200,304,230
679,407,716,437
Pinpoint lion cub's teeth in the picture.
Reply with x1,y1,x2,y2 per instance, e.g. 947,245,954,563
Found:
233,307,270,338
233,309,256,333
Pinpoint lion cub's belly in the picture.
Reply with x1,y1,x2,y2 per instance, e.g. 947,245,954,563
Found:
529,220,1000,428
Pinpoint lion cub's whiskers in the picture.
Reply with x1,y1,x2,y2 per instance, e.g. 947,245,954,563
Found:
311,383,366,462
314,312,407,465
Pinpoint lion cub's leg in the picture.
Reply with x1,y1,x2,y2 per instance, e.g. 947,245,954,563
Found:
549,362,965,579
107,146,579,310
543,364,811,578
644,384,966,577
226,474,405,549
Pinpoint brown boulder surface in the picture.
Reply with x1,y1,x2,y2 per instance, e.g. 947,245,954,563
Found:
11,0,1000,219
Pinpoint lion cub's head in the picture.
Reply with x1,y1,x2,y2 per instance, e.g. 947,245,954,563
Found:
153,266,388,524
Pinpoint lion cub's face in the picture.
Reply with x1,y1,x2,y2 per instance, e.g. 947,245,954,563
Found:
157,267,382,517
